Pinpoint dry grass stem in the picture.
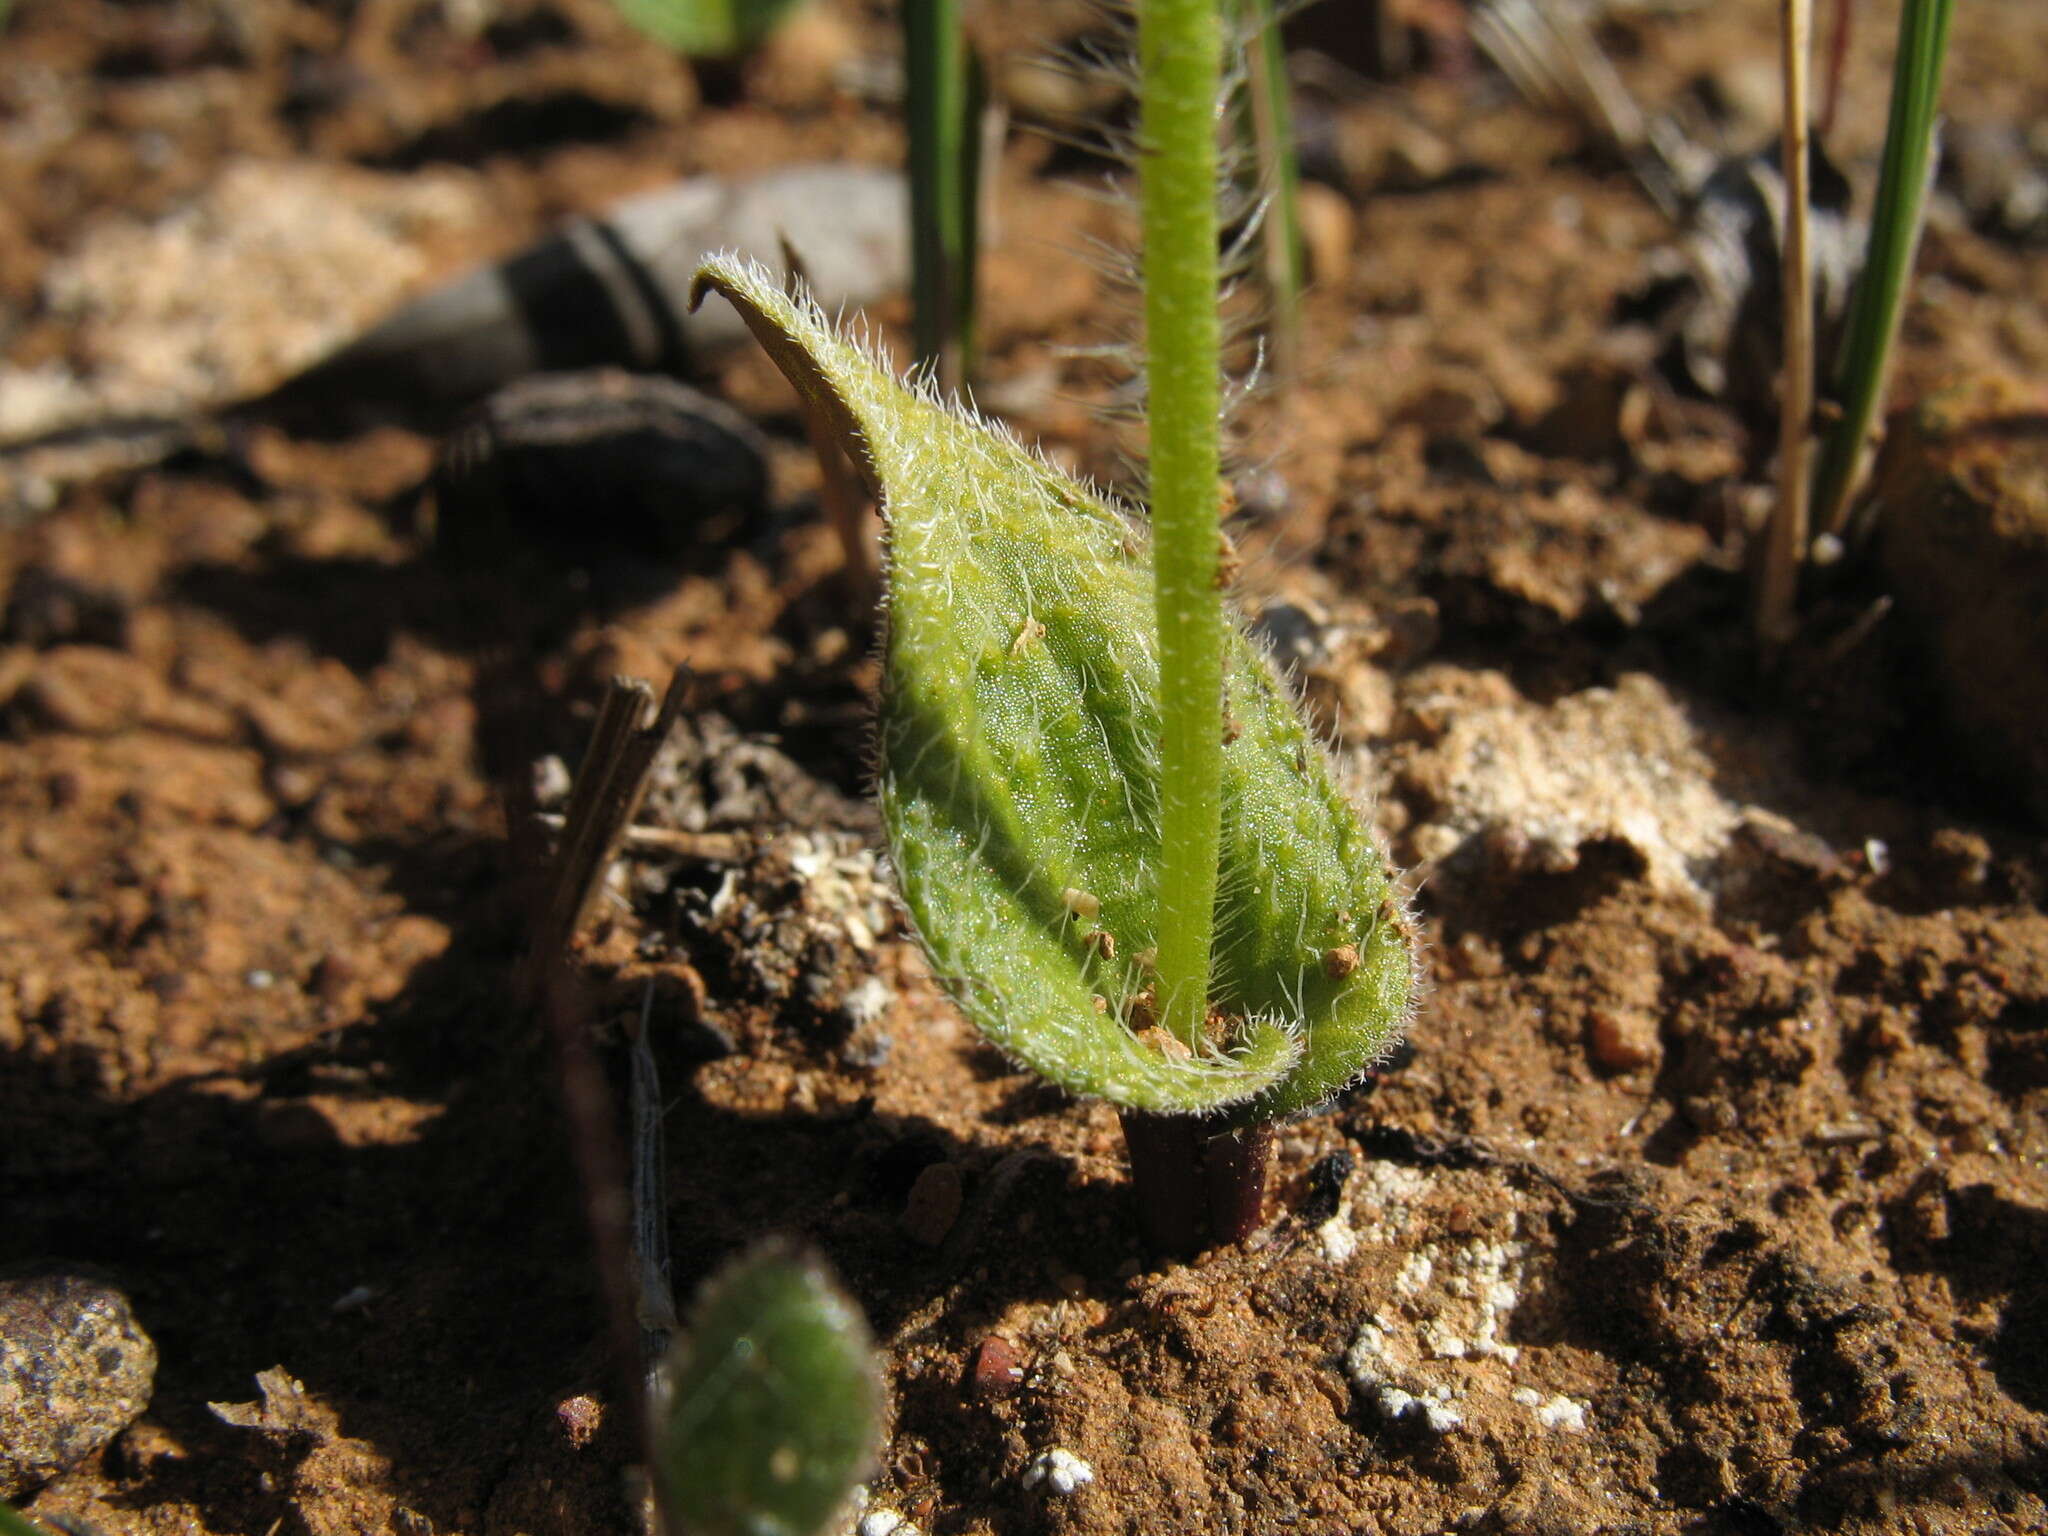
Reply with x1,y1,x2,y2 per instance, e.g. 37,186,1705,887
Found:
536,669,691,958
1756,0,1815,653
627,981,678,1353
533,816,749,864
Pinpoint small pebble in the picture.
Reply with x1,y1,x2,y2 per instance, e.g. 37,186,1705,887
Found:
1294,181,1356,285
1315,1217,1358,1265
841,976,894,1029
900,1163,963,1248
858,1511,915,1536
555,1394,603,1449
1299,1149,1355,1224
1534,1394,1588,1432
1585,1007,1661,1072
310,954,356,1004
433,370,771,568
1375,1387,1463,1435
1022,1447,1095,1495
531,755,574,808
0,1271,158,1496
1682,1094,1739,1134
967,1336,1024,1400
329,1284,376,1314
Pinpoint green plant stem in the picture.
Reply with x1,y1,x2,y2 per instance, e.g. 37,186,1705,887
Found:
905,0,980,388
1810,0,1954,541
1139,0,1226,1053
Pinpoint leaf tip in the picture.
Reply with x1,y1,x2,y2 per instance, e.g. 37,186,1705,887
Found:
687,249,753,316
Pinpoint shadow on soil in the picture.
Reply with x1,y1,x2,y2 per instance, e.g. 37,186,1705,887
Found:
6,515,949,1529
3,844,1105,1533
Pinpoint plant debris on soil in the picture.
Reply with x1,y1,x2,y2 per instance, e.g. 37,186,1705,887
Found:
4,2,2048,1534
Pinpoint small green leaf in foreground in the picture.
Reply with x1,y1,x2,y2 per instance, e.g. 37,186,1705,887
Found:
690,256,1414,1123
655,1244,880,1536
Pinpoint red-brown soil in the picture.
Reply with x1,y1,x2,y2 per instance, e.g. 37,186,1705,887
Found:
5,2,2048,1534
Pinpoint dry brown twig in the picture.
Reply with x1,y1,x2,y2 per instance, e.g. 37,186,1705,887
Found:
533,669,692,959
532,815,749,864
521,670,693,1535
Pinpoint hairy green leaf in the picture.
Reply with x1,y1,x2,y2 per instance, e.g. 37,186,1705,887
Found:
691,255,1413,1121
655,1244,880,1536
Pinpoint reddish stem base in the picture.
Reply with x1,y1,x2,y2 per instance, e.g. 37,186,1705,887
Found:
1118,1110,1275,1256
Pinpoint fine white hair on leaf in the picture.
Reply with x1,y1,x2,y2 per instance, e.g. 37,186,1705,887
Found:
990,0,1293,499
691,254,1413,1121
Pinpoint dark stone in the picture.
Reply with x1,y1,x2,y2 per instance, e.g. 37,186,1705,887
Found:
0,1270,157,1497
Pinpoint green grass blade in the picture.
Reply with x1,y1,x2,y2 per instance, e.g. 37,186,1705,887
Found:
904,0,982,386
1240,0,1305,375
1810,0,1955,540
